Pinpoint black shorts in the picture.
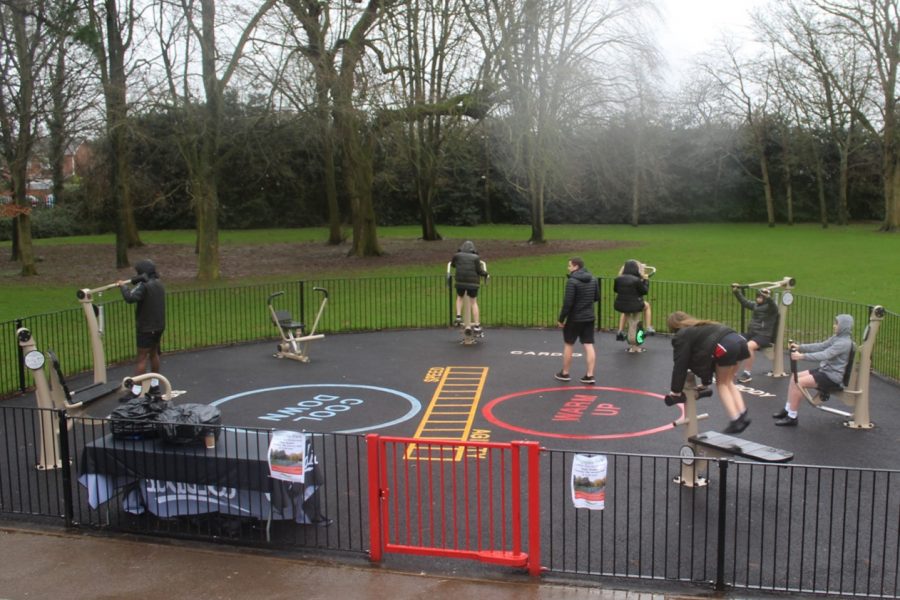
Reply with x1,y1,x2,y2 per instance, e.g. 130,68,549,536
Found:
563,320,595,345
456,287,478,298
811,368,843,392
712,332,750,366
136,330,163,349
743,333,772,348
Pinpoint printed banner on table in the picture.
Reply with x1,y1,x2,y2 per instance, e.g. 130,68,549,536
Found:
268,430,307,483
571,453,607,510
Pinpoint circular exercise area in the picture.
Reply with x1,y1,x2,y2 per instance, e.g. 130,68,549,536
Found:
39,327,900,469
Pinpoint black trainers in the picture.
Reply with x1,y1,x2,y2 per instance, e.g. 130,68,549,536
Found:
737,370,752,383
554,371,571,382
723,411,750,434
775,415,798,427
772,408,789,419
454,315,462,326
615,331,625,342
645,326,656,335
579,374,595,384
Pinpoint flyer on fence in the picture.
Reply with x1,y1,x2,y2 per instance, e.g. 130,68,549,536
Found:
571,454,607,510
268,430,307,483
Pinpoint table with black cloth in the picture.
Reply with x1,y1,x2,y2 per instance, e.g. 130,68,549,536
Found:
78,428,326,531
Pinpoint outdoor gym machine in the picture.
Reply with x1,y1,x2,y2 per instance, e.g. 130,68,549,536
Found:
792,305,884,429
733,276,796,377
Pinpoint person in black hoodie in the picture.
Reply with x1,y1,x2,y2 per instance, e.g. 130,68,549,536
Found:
117,259,166,401
555,257,599,384
613,259,654,340
664,310,751,434
449,241,488,332
730,284,778,382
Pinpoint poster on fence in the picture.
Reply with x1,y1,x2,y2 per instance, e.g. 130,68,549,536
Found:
268,430,307,483
571,454,607,510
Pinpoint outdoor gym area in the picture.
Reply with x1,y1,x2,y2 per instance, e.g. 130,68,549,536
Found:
1,273,898,598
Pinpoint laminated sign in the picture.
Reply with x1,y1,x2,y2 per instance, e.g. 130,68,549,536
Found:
268,430,307,483
571,454,607,510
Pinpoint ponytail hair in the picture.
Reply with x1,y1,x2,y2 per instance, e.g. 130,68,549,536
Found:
666,310,719,331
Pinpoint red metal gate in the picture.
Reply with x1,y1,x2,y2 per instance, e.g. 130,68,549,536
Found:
366,434,542,576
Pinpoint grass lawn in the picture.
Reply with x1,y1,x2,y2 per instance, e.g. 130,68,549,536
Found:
1,222,897,322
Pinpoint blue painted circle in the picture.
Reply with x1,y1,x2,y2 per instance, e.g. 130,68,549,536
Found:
210,384,422,434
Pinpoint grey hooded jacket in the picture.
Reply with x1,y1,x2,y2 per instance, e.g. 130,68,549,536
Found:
799,314,854,385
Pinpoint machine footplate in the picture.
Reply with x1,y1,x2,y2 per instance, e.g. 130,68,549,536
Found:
690,431,793,463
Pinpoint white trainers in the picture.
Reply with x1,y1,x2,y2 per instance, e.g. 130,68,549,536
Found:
737,370,752,383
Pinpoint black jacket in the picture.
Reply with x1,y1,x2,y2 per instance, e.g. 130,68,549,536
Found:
121,277,166,333
450,241,486,290
558,268,599,323
670,323,732,393
732,288,778,339
613,261,649,314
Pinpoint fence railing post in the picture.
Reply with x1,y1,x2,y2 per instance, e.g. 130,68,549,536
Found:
366,433,382,563
15,318,25,393
522,440,542,577
57,410,75,527
715,458,730,592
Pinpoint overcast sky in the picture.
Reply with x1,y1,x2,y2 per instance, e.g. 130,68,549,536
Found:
656,0,767,82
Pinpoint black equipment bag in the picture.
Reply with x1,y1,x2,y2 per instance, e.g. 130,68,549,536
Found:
158,403,222,445
109,395,167,440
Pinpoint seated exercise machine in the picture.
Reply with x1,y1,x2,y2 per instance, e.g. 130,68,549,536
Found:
268,287,328,362
621,264,655,353
446,260,489,346
17,326,173,470
792,305,884,429
670,374,793,488
733,276,795,377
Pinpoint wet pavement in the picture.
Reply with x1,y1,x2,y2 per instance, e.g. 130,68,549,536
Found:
0,522,779,600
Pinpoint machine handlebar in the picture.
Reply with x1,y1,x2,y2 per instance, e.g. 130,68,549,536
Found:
313,287,329,299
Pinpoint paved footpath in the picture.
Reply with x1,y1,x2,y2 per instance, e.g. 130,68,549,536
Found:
0,523,775,600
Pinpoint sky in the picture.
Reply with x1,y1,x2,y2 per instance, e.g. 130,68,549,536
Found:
656,0,767,82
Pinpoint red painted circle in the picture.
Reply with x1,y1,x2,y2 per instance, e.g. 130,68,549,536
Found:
482,386,684,440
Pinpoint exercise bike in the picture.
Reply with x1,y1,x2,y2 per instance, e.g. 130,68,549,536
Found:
268,287,328,362
621,264,655,353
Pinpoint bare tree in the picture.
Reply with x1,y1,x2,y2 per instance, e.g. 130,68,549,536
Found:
79,0,147,268
813,0,900,231
469,0,651,243
0,0,56,275
755,0,871,226
703,42,779,227
155,0,276,279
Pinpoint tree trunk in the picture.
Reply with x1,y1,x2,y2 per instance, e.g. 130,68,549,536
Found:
784,161,794,226
12,174,37,275
337,109,382,257
193,174,220,280
837,144,850,226
815,153,828,228
759,153,775,227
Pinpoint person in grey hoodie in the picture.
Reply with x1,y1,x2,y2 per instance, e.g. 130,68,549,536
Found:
555,257,599,384
774,314,854,426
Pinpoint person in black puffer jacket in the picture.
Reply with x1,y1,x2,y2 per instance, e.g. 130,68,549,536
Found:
450,241,488,331
613,259,654,339
117,259,166,402
555,257,599,385
665,311,751,434
730,284,778,382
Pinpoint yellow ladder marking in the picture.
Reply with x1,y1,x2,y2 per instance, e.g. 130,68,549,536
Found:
407,366,488,461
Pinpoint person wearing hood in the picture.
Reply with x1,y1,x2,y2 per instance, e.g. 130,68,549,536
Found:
613,259,654,340
665,310,751,434
774,314,855,427
555,257,600,384
117,259,166,401
730,284,779,382
449,241,488,333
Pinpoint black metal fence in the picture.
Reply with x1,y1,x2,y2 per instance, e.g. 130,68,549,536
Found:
1,405,897,597
2,276,897,396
